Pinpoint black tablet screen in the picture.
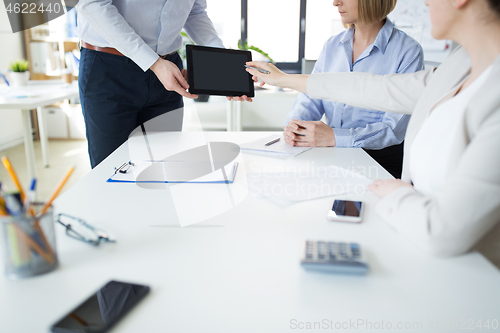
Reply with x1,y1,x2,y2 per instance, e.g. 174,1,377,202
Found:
188,45,253,97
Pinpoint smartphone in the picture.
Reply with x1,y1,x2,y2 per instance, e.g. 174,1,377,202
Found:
51,280,150,333
327,199,364,223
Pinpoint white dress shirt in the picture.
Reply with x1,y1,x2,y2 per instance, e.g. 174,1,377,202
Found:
75,0,224,71
410,65,493,196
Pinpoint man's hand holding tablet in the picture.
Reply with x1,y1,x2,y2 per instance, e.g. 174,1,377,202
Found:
150,57,198,99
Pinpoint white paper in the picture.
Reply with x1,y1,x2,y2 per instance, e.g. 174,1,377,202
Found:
239,134,311,158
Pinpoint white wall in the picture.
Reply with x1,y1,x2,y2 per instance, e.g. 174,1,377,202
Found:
0,5,26,151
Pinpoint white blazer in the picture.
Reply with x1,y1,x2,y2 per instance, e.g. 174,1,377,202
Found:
306,47,500,267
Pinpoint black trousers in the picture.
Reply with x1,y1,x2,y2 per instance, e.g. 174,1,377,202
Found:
79,48,184,168
363,141,405,179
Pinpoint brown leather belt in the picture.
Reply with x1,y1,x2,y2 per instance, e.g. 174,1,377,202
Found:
81,41,176,59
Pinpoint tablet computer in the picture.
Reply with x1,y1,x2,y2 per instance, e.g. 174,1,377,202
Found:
186,45,255,97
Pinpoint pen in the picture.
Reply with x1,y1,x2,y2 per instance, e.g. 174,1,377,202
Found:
25,178,36,213
244,65,270,74
4,193,23,217
0,73,10,86
265,138,280,146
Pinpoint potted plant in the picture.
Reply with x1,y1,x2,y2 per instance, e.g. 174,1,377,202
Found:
9,59,30,87
237,40,275,64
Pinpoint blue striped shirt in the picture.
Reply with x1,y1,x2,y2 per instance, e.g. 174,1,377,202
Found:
286,18,424,149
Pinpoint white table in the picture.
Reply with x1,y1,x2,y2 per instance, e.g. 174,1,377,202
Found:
0,81,79,180
1,132,499,333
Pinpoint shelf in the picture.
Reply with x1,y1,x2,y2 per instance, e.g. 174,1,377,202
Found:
30,73,78,81
29,37,79,43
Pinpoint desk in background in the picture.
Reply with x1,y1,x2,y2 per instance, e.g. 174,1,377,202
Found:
186,88,299,132
0,131,499,332
0,80,79,180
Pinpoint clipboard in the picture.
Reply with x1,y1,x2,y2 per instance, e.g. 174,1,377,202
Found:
107,160,239,184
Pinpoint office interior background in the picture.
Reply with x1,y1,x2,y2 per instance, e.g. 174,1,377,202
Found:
0,0,451,195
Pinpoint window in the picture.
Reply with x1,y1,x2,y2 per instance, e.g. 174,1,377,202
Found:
247,0,301,63
241,0,305,73
305,1,345,60
239,1,345,73
206,0,241,49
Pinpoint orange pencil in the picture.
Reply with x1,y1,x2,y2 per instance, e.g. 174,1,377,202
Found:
1,157,26,201
0,204,7,216
39,166,75,216
0,195,7,216
1,157,35,216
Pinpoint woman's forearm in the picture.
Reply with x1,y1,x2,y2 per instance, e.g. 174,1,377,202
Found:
279,74,310,94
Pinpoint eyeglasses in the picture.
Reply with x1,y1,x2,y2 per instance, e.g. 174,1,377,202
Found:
56,213,115,246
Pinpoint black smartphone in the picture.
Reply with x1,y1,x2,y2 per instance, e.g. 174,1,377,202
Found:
50,280,150,333
327,199,364,223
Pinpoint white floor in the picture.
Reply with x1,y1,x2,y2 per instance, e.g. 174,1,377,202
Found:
0,140,91,203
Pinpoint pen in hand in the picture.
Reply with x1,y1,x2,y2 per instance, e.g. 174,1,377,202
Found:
244,65,270,75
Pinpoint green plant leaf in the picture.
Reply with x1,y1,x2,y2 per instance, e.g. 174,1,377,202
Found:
9,59,29,72
236,39,274,63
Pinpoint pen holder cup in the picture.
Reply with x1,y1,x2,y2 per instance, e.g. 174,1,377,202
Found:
1,206,58,279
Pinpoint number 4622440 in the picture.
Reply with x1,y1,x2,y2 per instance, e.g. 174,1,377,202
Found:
5,2,62,14
444,319,499,330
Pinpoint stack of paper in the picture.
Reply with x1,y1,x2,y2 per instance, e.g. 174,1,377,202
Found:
239,134,311,158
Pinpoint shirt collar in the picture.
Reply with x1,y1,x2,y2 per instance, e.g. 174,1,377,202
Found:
339,17,394,55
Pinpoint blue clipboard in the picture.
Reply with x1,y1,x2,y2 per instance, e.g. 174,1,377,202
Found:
107,160,239,184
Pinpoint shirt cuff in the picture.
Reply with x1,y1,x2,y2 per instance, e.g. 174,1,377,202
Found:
131,44,160,72
332,128,354,147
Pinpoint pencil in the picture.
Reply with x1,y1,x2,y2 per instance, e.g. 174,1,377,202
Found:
1,157,55,259
39,166,75,216
1,157,26,202
14,224,54,265
0,193,7,216
0,203,8,216
0,157,36,217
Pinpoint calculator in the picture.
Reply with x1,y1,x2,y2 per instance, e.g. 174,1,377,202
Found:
300,241,369,275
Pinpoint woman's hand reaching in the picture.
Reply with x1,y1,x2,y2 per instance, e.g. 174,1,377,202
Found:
245,61,309,94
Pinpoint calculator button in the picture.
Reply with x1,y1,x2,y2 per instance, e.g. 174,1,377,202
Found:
317,241,327,260
350,243,360,258
339,243,348,258
328,242,338,260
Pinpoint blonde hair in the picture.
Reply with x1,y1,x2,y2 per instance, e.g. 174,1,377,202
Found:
346,0,398,28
